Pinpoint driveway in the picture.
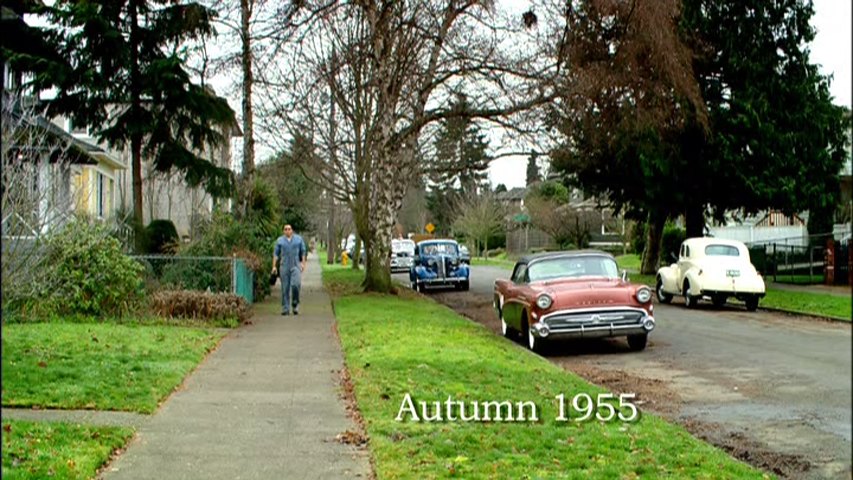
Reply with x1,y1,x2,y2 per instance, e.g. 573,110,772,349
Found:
394,266,852,479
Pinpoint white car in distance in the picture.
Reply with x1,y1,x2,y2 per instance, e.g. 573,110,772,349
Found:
656,238,765,311
391,238,416,272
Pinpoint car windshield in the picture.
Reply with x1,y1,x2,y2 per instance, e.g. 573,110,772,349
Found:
705,245,740,256
420,243,457,256
528,256,619,282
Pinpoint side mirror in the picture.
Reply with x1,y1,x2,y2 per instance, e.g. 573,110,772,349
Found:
668,252,678,263
621,270,628,282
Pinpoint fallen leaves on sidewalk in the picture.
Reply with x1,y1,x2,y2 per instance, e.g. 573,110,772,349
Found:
335,430,367,446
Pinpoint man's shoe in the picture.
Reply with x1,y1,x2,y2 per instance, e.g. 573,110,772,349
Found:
281,310,290,316
293,305,299,315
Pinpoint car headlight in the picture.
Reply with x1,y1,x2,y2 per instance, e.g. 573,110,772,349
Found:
536,294,553,309
636,287,652,303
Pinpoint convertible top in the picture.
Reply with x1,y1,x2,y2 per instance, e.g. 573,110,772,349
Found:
517,249,615,266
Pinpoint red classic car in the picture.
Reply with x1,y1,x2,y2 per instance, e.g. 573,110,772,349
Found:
494,250,655,353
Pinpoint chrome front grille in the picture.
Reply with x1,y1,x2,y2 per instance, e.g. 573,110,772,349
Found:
543,309,644,329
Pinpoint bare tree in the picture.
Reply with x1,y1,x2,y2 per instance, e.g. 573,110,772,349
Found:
1,94,122,304
452,193,505,259
199,0,297,215
258,1,557,292
526,195,598,249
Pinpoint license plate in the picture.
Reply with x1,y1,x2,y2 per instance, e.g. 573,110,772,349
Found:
726,269,740,277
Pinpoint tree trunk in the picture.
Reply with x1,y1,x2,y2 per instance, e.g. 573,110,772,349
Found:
353,197,370,274
129,0,144,249
238,0,255,217
326,194,336,264
352,234,361,270
640,214,665,274
361,156,397,293
685,203,705,238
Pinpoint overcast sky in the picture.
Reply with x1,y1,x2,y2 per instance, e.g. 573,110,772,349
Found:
489,0,853,189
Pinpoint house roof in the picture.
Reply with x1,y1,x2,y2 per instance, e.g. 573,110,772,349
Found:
7,108,98,165
70,134,126,170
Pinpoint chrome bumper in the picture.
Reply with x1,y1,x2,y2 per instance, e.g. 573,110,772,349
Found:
530,315,655,339
416,277,466,285
391,262,413,271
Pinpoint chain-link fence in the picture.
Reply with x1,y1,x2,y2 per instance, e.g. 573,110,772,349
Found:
131,255,254,303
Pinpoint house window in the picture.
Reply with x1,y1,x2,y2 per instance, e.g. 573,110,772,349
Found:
97,172,105,218
3,63,15,90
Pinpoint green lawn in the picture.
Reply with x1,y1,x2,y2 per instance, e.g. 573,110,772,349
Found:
769,274,826,285
2,419,132,480
761,290,850,321
470,254,515,270
321,262,765,479
614,253,642,272
1,323,225,413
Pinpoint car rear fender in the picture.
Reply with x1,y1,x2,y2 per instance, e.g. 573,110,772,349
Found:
682,269,703,296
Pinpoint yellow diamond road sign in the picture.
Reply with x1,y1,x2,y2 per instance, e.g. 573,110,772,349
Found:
425,223,435,234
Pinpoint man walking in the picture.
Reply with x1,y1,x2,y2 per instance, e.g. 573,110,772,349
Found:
272,224,307,315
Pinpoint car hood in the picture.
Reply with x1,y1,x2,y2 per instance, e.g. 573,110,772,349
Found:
530,278,637,308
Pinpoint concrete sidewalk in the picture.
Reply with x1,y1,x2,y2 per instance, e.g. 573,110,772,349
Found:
102,255,370,480
1,408,149,428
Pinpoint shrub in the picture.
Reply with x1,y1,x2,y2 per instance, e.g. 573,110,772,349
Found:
661,223,686,263
144,219,179,254
182,212,274,300
26,221,144,317
150,290,251,325
158,258,232,293
247,178,282,238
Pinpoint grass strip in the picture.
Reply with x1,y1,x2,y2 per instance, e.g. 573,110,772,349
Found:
470,257,515,270
614,254,642,271
321,262,765,479
1,323,225,413
760,289,850,320
1,419,132,480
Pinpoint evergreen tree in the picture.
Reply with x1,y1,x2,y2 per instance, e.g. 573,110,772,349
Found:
429,96,490,195
426,96,491,233
551,0,848,269
5,0,237,226
526,152,541,186
679,0,848,237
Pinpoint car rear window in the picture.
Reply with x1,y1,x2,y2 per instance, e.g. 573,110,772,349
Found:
705,245,740,256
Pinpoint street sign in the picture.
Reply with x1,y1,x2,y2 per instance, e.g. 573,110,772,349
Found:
425,223,435,234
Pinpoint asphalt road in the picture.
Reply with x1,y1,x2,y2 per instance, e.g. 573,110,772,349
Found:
395,265,852,479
